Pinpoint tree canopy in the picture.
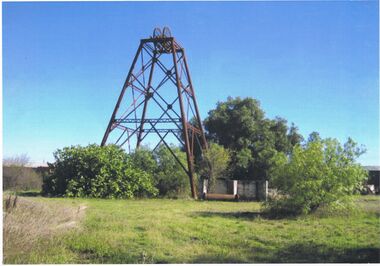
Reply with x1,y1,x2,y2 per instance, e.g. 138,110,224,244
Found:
204,96,303,180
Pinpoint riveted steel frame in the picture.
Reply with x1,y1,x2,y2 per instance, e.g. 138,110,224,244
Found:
101,36,207,199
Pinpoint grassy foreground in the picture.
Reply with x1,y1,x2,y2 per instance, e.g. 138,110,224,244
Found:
4,195,380,263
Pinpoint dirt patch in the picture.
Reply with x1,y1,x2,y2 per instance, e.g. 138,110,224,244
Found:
56,205,87,229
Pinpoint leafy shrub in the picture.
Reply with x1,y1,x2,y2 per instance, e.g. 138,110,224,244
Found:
311,199,360,218
42,144,157,198
267,137,367,216
129,146,158,175
129,145,193,198
153,145,190,198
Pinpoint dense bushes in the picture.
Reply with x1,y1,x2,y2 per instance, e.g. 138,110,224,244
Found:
154,145,190,198
42,144,192,198
267,137,368,216
42,144,157,198
131,145,191,198
203,97,368,216
8,94,370,207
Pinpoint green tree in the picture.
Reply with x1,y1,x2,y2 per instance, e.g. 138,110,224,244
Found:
308,131,322,143
288,123,304,147
42,144,157,198
130,146,158,175
268,135,367,216
153,145,190,198
204,96,303,180
198,142,230,191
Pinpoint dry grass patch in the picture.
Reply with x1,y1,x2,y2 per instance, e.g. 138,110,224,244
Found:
3,194,86,262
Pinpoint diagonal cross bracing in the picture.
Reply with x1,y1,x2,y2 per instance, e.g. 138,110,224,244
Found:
101,29,208,199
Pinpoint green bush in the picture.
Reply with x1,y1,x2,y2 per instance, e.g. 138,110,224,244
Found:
42,144,157,198
153,145,190,198
129,146,158,175
130,145,194,198
267,137,367,216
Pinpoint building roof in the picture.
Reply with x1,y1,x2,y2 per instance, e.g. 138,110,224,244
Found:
364,166,380,171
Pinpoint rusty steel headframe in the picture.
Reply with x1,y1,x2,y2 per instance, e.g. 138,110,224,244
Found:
101,27,208,199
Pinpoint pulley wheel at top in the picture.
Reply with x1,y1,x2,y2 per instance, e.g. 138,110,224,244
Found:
162,27,172,38
153,27,162,38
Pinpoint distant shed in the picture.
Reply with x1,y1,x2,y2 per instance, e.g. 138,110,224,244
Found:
364,166,380,194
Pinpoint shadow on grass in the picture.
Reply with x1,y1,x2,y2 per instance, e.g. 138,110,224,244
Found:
270,243,380,263
192,211,262,220
15,191,42,197
191,254,249,263
189,244,379,263
191,210,298,221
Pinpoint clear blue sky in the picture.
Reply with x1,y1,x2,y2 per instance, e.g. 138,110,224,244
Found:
3,1,379,166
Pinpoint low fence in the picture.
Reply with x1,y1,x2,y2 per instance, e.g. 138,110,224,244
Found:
201,179,268,201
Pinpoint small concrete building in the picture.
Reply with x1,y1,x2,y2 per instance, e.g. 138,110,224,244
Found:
201,178,268,201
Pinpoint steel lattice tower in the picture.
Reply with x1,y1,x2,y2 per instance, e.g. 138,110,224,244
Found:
101,27,208,199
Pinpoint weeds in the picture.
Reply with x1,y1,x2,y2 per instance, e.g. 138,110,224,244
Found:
3,195,85,263
4,194,18,212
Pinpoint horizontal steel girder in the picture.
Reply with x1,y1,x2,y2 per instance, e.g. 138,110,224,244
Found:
141,128,181,133
114,118,181,124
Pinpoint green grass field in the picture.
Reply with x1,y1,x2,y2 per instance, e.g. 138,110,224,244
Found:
4,195,380,264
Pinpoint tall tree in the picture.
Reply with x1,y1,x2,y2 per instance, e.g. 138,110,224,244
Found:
204,97,303,180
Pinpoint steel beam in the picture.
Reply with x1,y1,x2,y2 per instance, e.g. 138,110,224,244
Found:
101,29,208,199
171,40,197,199
101,42,143,146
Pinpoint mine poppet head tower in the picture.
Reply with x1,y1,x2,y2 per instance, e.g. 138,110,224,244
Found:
101,27,208,199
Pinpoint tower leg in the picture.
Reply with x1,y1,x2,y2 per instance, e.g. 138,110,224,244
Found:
101,42,143,146
171,41,197,199
182,53,208,150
